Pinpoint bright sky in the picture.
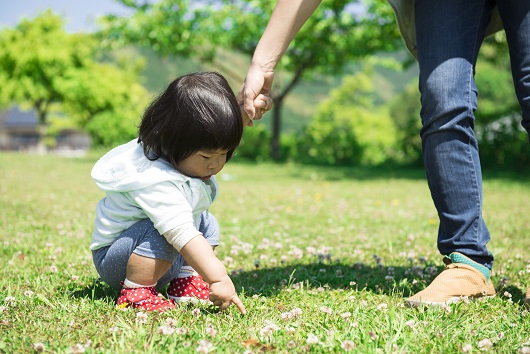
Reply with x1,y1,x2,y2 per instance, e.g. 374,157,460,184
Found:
0,0,132,32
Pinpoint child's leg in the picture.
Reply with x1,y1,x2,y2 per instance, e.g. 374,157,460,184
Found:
92,218,180,290
92,219,179,311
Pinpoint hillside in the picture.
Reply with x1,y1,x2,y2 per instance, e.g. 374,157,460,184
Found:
134,47,419,134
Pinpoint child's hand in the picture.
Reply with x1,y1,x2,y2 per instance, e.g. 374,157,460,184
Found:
240,94,273,127
209,274,246,314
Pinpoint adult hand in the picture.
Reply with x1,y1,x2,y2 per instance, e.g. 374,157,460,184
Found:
241,93,273,127
238,63,275,124
209,274,246,314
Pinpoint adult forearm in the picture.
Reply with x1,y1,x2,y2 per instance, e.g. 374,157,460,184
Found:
251,0,321,70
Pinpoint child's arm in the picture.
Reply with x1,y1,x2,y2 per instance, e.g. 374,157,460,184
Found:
179,235,246,314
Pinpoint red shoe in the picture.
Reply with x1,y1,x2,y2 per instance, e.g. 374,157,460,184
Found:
167,275,210,303
116,286,175,312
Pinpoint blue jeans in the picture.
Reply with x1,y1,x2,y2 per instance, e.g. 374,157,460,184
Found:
92,212,220,290
415,0,530,269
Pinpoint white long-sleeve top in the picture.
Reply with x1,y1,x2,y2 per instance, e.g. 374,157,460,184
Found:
90,139,217,252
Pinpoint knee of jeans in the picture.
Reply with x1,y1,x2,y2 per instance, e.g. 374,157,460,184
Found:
420,59,477,122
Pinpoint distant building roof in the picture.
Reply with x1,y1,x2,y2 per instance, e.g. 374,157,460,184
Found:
0,106,38,128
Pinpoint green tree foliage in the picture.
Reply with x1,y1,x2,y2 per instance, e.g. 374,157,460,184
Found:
474,39,529,168
97,0,403,160
388,79,422,166
0,10,96,146
97,0,211,58
235,123,272,162
57,61,149,147
0,10,149,149
297,68,398,165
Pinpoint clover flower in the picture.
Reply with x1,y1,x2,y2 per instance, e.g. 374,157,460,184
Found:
341,340,355,351
306,334,319,344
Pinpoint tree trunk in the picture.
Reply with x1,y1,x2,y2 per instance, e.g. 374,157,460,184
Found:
36,107,48,154
271,97,283,161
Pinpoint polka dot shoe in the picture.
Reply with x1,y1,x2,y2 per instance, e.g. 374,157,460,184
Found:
116,286,175,312
167,274,210,303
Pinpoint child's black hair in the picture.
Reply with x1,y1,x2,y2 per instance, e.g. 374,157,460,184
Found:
138,71,243,166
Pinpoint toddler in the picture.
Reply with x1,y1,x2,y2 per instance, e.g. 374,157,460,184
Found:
90,72,247,313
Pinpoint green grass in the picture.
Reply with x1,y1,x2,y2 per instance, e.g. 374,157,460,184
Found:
1,152,529,353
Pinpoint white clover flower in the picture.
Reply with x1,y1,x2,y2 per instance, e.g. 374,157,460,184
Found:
136,311,148,323
320,306,333,314
376,303,388,311
196,340,213,353
33,343,45,352
462,344,472,353
71,343,86,354
206,325,217,337
175,327,187,335
478,338,493,350
341,312,351,319
341,340,355,351
260,322,279,336
158,325,175,335
306,334,319,344
285,327,296,334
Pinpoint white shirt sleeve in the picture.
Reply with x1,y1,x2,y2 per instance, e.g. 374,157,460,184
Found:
128,181,200,251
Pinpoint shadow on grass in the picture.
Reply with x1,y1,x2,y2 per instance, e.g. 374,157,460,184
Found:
68,262,528,307
69,278,119,305
232,261,528,306
230,261,435,299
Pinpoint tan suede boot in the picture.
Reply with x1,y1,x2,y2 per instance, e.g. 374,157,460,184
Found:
405,252,495,307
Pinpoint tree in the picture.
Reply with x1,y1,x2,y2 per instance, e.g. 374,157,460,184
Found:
0,10,150,149
0,10,96,150
298,66,398,165
57,60,150,147
97,0,403,159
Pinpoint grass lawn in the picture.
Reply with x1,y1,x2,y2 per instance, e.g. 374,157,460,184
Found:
0,151,529,353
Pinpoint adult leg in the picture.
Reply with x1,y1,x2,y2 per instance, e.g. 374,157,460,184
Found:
406,0,497,306
416,0,495,268
496,0,530,138
496,0,530,306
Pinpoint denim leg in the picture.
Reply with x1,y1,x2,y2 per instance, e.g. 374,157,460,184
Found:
415,0,495,268
92,218,179,290
92,213,220,290
157,212,220,287
496,0,530,138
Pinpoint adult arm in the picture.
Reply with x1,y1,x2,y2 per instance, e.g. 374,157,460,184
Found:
239,0,321,122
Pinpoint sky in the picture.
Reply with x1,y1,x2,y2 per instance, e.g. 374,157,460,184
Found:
0,0,132,32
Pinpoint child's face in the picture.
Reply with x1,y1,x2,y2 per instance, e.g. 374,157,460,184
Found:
176,149,229,181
